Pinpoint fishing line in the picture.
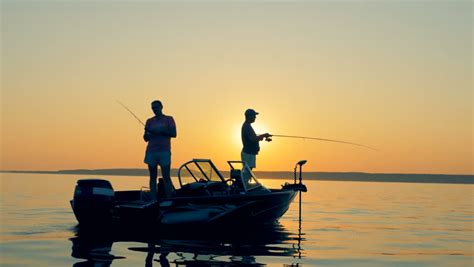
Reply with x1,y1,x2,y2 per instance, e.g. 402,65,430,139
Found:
270,134,378,151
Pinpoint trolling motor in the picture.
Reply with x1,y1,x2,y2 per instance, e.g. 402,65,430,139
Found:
282,160,308,259
282,160,308,192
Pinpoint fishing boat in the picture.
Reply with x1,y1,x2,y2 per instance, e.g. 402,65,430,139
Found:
70,159,307,227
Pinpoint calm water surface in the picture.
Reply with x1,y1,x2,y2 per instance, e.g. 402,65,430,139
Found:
0,173,472,266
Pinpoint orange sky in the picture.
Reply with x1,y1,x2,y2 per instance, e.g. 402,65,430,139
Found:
1,1,472,174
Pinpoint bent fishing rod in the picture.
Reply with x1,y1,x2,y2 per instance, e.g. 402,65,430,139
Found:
268,134,378,151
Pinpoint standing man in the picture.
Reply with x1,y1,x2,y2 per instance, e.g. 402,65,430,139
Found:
143,100,176,200
241,108,271,170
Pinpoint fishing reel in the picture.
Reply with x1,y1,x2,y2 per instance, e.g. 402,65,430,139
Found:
263,133,273,142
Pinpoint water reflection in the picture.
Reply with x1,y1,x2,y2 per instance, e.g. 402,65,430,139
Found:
70,222,304,266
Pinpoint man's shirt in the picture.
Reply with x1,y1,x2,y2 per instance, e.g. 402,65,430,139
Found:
241,122,259,155
145,115,176,152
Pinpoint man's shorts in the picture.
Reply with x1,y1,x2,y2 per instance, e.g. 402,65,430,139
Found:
241,151,256,169
144,151,171,166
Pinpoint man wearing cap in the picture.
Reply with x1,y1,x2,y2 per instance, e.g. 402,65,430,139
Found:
143,100,176,200
241,108,271,170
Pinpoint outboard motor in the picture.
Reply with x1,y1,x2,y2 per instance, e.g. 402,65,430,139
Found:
71,179,115,225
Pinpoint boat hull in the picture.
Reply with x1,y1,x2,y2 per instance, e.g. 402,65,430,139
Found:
161,190,298,225
71,189,298,227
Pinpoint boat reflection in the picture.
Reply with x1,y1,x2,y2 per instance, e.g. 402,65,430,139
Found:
70,222,304,266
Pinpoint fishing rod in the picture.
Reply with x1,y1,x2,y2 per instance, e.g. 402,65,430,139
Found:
116,100,146,127
269,134,378,151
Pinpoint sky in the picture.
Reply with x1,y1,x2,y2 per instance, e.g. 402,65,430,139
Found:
1,1,472,174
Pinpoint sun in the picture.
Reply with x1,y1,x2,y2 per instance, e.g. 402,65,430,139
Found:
252,123,270,136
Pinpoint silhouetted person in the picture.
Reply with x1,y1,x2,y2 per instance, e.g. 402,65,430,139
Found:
241,109,271,170
144,100,177,200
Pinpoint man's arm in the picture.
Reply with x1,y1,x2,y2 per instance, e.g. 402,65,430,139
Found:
244,124,269,142
143,120,151,142
150,117,177,137
163,117,177,138
143,117,177,140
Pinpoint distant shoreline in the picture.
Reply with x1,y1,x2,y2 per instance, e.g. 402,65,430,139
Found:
1,169,473,184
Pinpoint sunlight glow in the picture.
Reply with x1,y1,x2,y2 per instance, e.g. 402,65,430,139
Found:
1,2,472,174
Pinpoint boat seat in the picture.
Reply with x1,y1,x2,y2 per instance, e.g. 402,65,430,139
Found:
230,169,241,179
176,182,209,197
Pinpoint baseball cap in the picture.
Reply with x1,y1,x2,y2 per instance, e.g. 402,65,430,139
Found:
245,109,259,117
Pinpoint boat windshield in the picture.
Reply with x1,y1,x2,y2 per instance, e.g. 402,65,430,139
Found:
227,161,262,191
177,159,225,187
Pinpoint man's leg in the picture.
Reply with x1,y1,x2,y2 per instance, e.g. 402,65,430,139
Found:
145,242,155,267
160,164,174,198
148,164,158,201
241,151,255,183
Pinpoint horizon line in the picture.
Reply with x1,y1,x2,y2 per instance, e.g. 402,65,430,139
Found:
1,168,473,177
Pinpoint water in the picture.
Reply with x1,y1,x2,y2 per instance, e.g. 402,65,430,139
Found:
0,173,472,266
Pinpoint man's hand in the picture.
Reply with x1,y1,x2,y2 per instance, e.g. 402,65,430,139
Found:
143,129,151,142
144,127,155,135
143,127,159,142
258,133,272,141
